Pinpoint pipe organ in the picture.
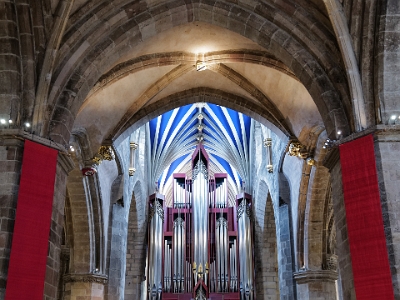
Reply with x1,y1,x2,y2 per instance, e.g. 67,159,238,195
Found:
147,146,255,300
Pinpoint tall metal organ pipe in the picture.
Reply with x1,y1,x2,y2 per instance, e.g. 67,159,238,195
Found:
193,160,209,277
238,199,254,300
148,199,163,297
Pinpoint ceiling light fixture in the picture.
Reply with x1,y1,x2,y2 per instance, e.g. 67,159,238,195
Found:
196,61,207,71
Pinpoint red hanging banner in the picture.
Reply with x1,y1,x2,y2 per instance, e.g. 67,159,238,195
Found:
5,140,58,300
339,134,394,299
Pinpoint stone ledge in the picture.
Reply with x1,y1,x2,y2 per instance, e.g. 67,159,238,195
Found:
63,273,108,284
293,270,338,284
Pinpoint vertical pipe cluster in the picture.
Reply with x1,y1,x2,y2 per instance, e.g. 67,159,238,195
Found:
185,261,193,292
215,180,227,208
210,176,233,294
173,217,185,292
174,181,186,208
216,217,228,291
148,199,163,298
230,239,237,291
164,241,172,292
238,199,254,300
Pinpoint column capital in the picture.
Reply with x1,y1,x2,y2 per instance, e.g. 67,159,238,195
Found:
293,270,338,284
322,148,340,171
63,273,108,284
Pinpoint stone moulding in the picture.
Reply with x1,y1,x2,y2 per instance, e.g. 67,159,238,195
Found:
293,270,338,284
63,273,108,284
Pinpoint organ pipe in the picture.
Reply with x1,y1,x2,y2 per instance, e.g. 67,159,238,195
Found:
147,196,164,299
237,197,254,300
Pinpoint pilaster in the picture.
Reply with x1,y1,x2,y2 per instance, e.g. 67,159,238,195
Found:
0,129,74,299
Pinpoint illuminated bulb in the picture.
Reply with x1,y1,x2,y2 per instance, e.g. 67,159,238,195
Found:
8,119,12,124
70,146,75,152
391,115,396,120
25,122,30,128
0,119,5,124
337,130,342,135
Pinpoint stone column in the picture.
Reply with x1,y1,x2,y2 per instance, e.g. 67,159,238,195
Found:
0,136,24,298
323,148,356,299
0,130,74,299
293,270,337,299
374,126,400,297
278,204,296,300
63,274,108,300
45,141,74,299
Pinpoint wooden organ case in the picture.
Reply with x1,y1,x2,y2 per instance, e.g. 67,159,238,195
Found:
147,145,255,300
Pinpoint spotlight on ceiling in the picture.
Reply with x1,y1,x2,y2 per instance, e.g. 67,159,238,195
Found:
0,119,5,124
25,122,31,128
196,61,207,71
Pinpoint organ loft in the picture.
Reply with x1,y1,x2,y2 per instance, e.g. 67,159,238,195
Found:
147,145,255,300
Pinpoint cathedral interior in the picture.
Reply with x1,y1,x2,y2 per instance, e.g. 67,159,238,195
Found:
0,0,400,299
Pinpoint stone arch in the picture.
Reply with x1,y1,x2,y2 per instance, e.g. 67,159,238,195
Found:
114,87,291,144
33,0,353,144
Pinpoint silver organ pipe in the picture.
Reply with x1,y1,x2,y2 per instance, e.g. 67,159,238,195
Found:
238,197,254,300
193,160,208,276
147,197,164,299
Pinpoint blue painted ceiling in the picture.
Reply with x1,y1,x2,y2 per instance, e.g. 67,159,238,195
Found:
149,103,252,198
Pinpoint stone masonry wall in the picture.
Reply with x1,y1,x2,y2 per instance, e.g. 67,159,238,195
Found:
0,140,23,298
323,149,355,300
374,129,400,298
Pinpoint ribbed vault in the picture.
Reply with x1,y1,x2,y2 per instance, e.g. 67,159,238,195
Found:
30,0,354,148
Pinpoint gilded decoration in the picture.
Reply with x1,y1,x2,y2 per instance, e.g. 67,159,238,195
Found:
92,146,115,165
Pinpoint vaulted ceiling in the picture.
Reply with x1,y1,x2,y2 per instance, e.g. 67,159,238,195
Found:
41,0,352,159
147,103,252,205
73,21,325,150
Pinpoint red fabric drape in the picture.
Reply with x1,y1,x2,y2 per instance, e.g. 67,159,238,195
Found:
339,134,394,299
5,140,58,300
